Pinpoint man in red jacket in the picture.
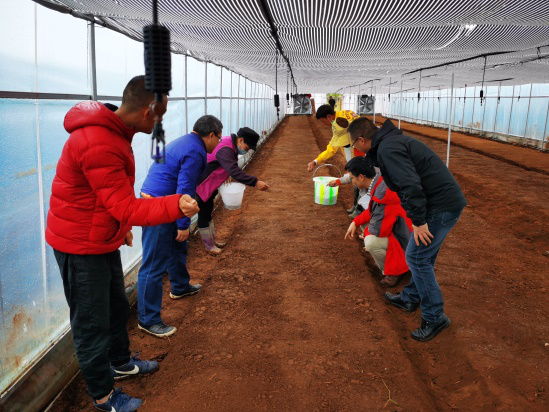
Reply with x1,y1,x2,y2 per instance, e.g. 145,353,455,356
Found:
46,76,199,412
344,156,412,287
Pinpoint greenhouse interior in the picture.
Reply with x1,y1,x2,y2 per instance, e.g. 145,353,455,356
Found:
0,1,548,411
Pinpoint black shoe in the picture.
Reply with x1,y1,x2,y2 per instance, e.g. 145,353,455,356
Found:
346,205,356,214
411,314,451,342
384,292,418,313
138,322,176,338
169,284,202,300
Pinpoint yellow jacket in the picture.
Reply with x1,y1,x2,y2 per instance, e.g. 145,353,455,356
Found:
315,110,359,163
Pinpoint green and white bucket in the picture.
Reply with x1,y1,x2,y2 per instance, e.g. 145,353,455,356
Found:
312,164,342,206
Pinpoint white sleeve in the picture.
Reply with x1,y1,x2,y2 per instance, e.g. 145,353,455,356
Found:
339,173,352,185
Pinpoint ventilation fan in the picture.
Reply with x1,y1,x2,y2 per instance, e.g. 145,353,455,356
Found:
293,94,312,115
357,95,375,115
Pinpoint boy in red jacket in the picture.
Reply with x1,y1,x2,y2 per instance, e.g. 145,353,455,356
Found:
344,156,412,287
46,76,199,411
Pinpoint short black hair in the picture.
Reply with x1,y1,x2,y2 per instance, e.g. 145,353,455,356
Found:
237,127,259,150
316,104,336,119
121,75,155,112
345,156,376,179
348,117,377,141
193,115,223,137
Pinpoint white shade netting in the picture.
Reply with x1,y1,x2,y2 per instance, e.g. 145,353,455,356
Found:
35,0,549,92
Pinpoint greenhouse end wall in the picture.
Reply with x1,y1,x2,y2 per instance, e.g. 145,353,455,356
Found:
0,0,278,398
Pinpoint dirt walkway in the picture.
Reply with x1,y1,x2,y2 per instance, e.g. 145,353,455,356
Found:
52,116,548,411
368,115,548,175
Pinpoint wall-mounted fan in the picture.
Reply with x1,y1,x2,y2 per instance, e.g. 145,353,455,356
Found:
357,95,375,115
293,94,312,115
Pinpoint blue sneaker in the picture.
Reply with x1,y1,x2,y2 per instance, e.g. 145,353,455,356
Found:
93,388,142,411
169,283,202,299
111,354,159,380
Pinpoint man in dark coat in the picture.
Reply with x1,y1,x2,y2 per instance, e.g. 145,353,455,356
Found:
349,117,467,342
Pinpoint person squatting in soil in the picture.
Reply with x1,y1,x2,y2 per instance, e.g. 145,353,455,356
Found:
195,127,270,254
343,156,413,287
137,115,224,339
348,117,467,342
45,75,200,411
308,104,364,217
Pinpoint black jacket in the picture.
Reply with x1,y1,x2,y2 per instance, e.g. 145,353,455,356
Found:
368,120,467,226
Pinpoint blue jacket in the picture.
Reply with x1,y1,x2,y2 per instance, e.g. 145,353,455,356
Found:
141,132,207,230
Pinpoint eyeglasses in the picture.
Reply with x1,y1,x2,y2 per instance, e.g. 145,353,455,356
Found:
351,136,362,148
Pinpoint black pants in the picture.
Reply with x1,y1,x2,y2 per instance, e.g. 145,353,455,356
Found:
54,249,131,400
197,189,218,228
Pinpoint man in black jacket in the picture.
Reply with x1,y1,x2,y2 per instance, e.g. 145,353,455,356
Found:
348,117,467,342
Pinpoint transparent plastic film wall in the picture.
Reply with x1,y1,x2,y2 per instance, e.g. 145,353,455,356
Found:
375,83,549,149
0,0,278,395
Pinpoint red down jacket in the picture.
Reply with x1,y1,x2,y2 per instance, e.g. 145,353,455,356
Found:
46,101,184,255
353,176,413,276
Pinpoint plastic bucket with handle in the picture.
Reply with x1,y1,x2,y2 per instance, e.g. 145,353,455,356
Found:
312,164,342,206
219,182,246,210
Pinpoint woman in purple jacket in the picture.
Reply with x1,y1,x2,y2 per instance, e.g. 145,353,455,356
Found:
195,127,270,254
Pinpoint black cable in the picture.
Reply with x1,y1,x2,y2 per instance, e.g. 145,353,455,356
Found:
257,0,297,92
274,49,280,119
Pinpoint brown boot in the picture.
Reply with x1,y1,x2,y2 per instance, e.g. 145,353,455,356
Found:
380,274,404,287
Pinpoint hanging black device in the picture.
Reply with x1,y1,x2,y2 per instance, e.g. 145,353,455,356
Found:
144,0,172,163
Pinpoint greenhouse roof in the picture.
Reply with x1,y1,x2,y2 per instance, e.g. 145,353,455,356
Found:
36,0,549,93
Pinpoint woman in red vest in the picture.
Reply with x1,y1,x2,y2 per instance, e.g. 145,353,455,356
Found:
195,127,270,254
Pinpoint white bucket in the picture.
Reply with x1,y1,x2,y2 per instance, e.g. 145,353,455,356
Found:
312,164,343,206
219,182,246,210
313,176,339,205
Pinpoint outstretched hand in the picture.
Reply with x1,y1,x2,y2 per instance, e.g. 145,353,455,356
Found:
307,161,316,172
345,222,357,240
256,180,270,191
327,179,340,187
412,223,434,246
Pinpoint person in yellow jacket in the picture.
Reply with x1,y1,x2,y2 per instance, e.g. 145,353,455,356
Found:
307,105,361,172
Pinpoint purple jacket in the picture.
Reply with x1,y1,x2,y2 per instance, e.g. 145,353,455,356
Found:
196,135,258,201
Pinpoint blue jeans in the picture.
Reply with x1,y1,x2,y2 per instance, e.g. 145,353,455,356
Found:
400,209,463,323
137,222,192,326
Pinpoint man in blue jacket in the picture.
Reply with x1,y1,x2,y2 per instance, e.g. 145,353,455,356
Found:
137,115,222,338
349,117,467,342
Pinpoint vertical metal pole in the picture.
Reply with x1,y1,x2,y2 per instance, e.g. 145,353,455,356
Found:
219,66,223,124
480,85,488,133
230,70,233,133
460,86,466,131
204,62,208,115
237,75,241,129
388,77,391,118
470,86,477,133
507,85,515,135
493,82,501,132
244,79,247,125
446,73,455,168
185,55,188,133
88,21,97,100
523,83,533,138
35,3,50,331
372,82,377,124
542,99,549,149
399,80,402,128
